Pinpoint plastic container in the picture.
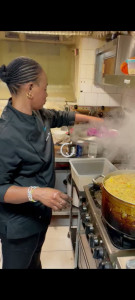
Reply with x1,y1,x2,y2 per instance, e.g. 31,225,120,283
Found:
126,59,135,75
69,158,117,191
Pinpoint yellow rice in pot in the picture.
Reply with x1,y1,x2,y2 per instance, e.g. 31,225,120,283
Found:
104,174,135,204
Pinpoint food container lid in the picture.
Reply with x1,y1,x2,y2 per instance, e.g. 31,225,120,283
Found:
120,56,135,74
126,59,135,63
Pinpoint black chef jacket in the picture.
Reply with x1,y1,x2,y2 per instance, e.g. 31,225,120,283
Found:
0,98,75,239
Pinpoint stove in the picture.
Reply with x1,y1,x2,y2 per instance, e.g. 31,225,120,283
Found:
78,183,135,269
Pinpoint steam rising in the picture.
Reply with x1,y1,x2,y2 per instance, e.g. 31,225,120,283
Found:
103,109,135,167
70,108,135,168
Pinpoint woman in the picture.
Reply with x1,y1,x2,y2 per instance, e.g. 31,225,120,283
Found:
0,56,102,269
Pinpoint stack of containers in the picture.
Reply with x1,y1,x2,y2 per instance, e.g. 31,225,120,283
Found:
126,59,135,75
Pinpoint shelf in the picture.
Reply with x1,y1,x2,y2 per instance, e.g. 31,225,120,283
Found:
104,74,135,87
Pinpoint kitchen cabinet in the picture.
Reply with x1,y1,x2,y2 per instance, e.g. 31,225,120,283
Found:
52,157,78,227
55,168,70,194
78,233,96,269
80,79,92,93
84,93,98,106
54,159,70,196
77,63,95,105
78,92,85,105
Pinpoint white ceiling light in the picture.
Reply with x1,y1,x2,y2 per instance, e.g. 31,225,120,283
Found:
10,31,92,36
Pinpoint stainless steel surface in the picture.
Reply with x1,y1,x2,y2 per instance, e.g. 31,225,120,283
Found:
68,176,86,268
82,185,135,269
104,74,135,88
55,154,89,162
68,159,135,269
78,233,97,269
94,35,135,87
117,256,135,269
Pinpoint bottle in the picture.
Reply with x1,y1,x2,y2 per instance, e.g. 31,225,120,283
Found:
76,140,83,157
88,141,97,158
64,101,69,112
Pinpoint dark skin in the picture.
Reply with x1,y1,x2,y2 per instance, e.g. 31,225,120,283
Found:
5,70,103,211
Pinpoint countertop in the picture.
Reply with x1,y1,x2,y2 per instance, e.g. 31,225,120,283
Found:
54,144,89,162
55,153,88,162
54,144,129,166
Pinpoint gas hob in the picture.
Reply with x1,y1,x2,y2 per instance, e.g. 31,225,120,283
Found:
79,184,135,269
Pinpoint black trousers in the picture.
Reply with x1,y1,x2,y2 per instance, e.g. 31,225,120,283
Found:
0,227,48,269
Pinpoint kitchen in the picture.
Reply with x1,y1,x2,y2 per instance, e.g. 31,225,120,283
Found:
0,31,135,269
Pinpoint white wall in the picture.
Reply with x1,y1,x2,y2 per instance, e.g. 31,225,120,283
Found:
121,87,135,111
75,37,123,107
1,36,135,111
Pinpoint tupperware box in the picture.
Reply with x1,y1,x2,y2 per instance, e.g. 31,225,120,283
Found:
126,59,135,75
69,158,117,191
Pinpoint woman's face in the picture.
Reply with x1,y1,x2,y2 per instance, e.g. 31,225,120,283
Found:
31,71,48,110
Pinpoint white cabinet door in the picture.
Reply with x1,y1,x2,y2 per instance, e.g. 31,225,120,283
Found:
78,79,93,105
78,92,85,105
84,93,98,106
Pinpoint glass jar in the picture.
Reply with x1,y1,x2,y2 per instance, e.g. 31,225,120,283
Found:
88,140,97,158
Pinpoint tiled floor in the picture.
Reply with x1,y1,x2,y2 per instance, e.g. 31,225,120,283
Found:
0,226,75,269
41,226,75,269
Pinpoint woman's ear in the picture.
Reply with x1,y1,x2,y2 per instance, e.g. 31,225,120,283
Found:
26,83,33,99
29,83,33,91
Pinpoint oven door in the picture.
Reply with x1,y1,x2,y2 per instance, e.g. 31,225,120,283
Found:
94,47,116,85
78,223,97,269
103,52,116,76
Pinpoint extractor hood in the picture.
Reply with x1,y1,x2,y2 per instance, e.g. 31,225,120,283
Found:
94,35,135,88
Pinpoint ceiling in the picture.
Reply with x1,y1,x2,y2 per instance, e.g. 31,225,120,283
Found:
0,31,134,44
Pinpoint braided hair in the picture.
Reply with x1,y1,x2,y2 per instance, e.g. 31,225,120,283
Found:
0,57,43,95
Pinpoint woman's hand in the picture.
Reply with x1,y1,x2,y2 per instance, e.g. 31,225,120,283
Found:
75,113,104,123
33,187,72,211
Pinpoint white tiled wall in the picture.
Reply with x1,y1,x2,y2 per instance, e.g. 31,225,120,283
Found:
76,37,123,107
121,87,135,111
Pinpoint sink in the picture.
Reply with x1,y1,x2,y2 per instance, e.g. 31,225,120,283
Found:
69,158,117,191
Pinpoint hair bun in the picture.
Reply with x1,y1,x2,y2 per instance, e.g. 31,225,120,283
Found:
0,64,9,83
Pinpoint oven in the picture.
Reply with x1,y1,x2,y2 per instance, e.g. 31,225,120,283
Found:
76,183,135,269
68,159,135,269
94,34,135,87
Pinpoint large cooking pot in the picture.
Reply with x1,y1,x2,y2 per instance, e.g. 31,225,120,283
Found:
94,170,135,238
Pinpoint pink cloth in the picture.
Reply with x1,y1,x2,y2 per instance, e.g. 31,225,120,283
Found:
87,127,118,138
